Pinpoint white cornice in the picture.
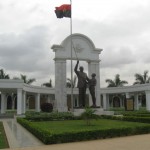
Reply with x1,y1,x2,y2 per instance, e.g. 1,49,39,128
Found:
1,80,150,95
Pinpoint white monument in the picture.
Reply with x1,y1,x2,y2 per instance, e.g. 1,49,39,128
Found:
51,33,102,112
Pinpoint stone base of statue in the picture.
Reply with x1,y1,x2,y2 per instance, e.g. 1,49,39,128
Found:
73,107,114,116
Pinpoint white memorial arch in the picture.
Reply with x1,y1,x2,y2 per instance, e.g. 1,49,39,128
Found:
1,33,150,115
51,33,102,112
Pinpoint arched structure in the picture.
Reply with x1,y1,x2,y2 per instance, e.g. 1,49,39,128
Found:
51,33,102,111
1,33,150,115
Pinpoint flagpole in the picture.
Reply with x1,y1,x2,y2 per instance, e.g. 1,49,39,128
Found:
70,0,74,112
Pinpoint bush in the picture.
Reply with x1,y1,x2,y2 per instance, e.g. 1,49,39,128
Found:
80,107,98,125
101,114,150,124
25,111,76,121
40,103,53,112
17,118,150,144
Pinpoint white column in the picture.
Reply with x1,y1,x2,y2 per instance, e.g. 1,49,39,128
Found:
17,89,23,115
88,61,100,107
134,93,139,110
22,91,26,114
1,93,6,114
55,59,67,112
145,91,150,111
35,93,40,112
103,93,109,110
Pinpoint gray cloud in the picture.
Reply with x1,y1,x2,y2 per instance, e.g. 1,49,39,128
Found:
0,25,54,75
101,46,136,68
1,0,150,87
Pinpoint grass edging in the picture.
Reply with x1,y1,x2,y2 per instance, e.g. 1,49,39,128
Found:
0,122,9,149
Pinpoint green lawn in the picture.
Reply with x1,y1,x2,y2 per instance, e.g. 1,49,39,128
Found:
0,122,9,149
32,119,150,133
18,118,150,144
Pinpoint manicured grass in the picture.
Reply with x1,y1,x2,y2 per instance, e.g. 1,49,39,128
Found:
18,118,150,144
31,119,150,133
0,122,9,149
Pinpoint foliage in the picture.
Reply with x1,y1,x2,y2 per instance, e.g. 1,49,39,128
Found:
40,103,53,112
0,122,9,149
122,110,150,116
101,111,150,124
17,118,150,144
66,75,77,88
42,79,52,87
133,70,150,85
0,69,10,79
105,74,128,87
25,111,75,121
13,74,36,84
80,107,98,125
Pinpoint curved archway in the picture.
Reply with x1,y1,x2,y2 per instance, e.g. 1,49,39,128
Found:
51,33,102,111
112,96,121,107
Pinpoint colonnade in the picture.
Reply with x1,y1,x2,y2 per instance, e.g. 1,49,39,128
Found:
1,84,150,115
0,90,53,115
102,89,150,111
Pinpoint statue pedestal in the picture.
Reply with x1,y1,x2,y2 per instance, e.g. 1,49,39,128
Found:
73,108,114,116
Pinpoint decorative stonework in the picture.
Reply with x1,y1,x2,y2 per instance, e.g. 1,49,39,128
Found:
51,33,102,111
51,33,102,61
73,43,84,53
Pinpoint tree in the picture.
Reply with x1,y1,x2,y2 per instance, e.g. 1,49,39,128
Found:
66,75,77,88
42,79,53,87
0,69,10,79
13,74,36,85
105,74,128,87
133,70,150,85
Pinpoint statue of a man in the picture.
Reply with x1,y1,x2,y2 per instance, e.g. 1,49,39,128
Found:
74,60,88,107
88,73,97,107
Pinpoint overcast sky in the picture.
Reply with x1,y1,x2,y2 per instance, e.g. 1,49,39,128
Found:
0,0,150,87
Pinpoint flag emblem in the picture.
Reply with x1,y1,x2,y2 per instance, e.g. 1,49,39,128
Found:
55,4,71,18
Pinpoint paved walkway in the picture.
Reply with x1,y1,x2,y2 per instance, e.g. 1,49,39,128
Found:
1,118,150,150
1,118,43,148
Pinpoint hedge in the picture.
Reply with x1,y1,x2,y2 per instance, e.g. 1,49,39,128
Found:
25,111,78,121
101,115,150,123
17,118,150,144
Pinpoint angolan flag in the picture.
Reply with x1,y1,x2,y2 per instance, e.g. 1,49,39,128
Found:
55,4,71,18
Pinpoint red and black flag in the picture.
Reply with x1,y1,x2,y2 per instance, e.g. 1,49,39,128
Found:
55,4,71,18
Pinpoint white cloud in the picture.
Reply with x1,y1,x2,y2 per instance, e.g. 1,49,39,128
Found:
0,0,150,87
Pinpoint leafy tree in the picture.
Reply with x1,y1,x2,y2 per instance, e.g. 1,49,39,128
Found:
133,70,150,106
42,79,53,87
66,75,77,88
105,74,128,87
133,70,150,85
0,69,10,79
13,74,36,84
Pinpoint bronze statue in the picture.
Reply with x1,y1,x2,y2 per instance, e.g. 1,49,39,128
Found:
88,73,97,107
74,60,88,107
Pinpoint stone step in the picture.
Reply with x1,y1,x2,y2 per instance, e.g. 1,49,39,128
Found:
0,114,14,118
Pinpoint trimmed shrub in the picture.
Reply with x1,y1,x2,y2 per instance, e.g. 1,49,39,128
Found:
40,103,53,112
17,118,150,145
25,111,76,121
101,115,150,124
